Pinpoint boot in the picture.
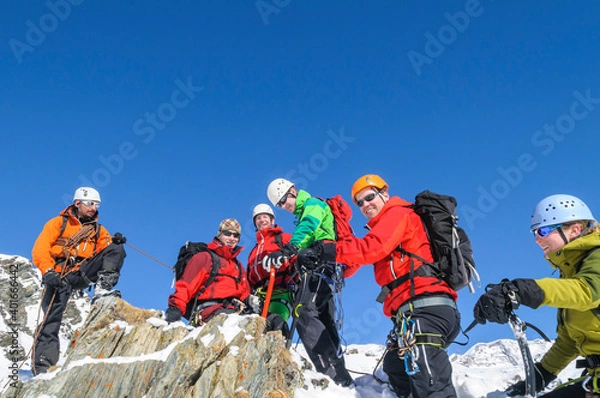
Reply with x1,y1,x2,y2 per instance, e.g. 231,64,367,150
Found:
92,275,121,304
33,354,52,375
325,356,354,387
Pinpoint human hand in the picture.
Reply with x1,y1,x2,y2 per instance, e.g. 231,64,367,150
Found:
42,270,64,290
473,283,512,324
505,362,556,396
244,295,262,314
164,306,182,323
262,244,297,272
112,232,127,245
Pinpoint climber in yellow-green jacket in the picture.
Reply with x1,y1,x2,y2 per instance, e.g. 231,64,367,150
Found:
474,194,600,398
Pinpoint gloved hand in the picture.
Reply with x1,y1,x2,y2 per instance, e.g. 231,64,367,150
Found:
244,295,262,314
112,232,127,245
297,247,320,270
297,241,337,271
262,244,298,272
505,362,556,396
164,306,182,323
473,278,544,325
42,270,64,290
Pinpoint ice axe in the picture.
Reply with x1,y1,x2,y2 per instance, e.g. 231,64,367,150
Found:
261,265,277,318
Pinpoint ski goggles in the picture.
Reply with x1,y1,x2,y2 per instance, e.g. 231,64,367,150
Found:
532,224,563,238
80,200,100,208
221,230,240,238
355,192,377,207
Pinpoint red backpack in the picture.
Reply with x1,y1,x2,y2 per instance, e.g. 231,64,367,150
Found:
322,195,354,241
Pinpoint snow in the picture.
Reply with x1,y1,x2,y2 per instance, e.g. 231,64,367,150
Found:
146,316,167,327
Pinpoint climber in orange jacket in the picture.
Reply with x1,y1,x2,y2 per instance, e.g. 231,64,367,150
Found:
31,187,127,375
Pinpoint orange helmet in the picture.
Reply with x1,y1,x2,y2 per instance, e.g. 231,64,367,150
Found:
351,174,388,199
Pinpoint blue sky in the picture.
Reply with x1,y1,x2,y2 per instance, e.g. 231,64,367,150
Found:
1,1,599,355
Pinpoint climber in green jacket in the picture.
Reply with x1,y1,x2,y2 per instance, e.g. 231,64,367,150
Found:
474,194,600,398
262,178,352,387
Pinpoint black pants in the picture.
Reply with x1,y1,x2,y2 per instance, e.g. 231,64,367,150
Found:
383,303,460,398
294,272,350,382
33,244,125,373
542,378,591,397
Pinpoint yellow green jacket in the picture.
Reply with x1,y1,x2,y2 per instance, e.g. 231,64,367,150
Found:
536,232,600,375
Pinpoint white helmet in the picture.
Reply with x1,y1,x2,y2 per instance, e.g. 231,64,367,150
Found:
267,178,294,206
73,187,101,203
253,203,275,220
530,194,595,231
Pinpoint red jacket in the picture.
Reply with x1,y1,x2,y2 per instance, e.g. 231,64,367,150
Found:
32,206,112,275
336,196,457,317
168,239,249,314
246,226,295,289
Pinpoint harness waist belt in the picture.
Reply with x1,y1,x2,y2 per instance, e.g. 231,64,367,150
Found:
398,296,456,314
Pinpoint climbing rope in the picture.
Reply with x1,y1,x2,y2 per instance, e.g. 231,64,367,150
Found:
125,242,173,271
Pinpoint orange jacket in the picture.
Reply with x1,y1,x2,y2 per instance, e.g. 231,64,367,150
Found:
168,239,250,314
336,196,457,317
246,226,295,289
32,206,112,275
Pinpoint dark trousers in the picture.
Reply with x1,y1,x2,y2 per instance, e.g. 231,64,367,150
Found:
294,272,349,380
542,379,590,397
33,244,125,373
383,303,460,398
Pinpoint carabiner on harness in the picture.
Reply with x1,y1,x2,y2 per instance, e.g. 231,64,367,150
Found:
583,367,600,394
394,313,420,376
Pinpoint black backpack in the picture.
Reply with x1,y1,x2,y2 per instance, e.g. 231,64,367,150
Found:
376,190,477,303
174,242,243,319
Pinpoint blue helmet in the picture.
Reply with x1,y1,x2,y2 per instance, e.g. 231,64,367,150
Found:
530,194,595,232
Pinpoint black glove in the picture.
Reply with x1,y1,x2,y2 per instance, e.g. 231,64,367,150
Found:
473,278,544,325
262,244,298,272
112,232,127,245
297,247,320,270
297,241,337,271
506,362,556,396
42,270,64,290
165,306,182,323
510,278,545,309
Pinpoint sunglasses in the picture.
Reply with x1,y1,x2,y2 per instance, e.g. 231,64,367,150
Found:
81,200,100,208
533,224,563,238
221,230,240,238
355,192,378,207
277,192,291,207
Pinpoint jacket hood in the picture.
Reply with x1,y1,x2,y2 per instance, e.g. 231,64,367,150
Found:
547,232,600,270
60,205,99,223
255,225,284,241
210,238,243,259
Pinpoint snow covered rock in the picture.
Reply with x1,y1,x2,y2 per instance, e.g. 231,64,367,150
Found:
3,296,302,398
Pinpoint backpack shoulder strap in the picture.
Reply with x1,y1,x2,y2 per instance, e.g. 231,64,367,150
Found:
274,231,284,249
197,249,221,296
58,215,68,238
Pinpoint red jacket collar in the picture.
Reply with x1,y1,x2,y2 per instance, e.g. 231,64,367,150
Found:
255,225,283,241
209,238,243,259
367,196,413,227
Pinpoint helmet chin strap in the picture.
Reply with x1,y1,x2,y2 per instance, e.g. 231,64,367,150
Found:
376,188,388,204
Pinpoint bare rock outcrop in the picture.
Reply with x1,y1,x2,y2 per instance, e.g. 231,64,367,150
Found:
3,297,303,398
